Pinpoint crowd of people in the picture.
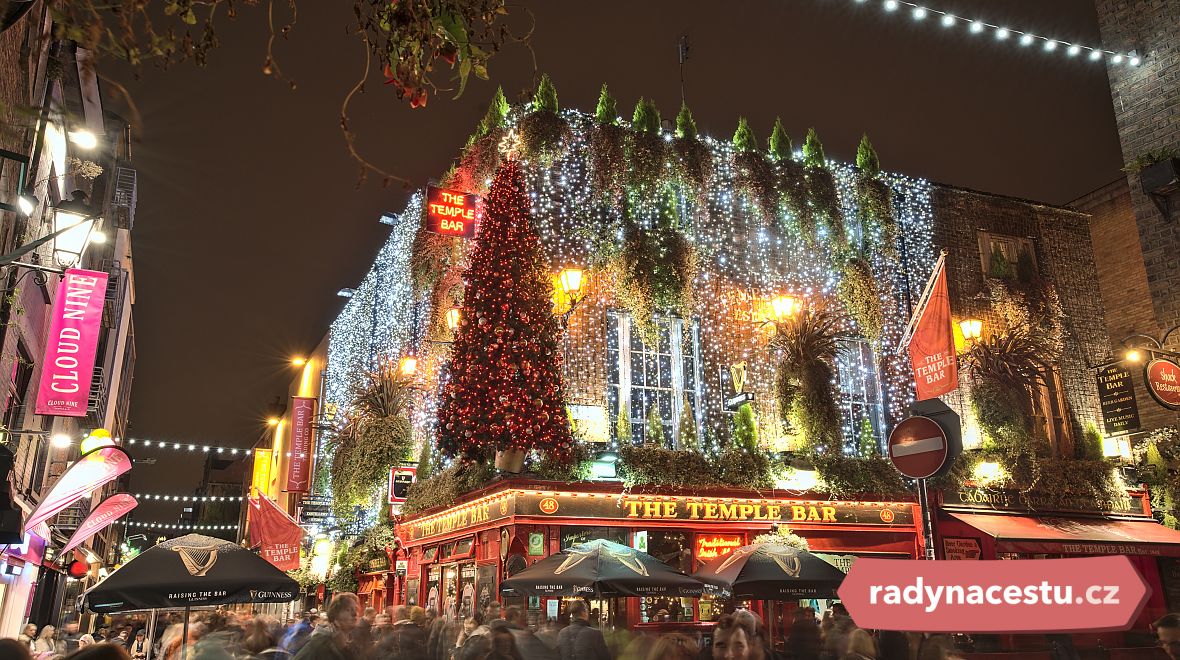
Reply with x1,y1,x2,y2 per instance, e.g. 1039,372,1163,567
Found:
3,597,1178,660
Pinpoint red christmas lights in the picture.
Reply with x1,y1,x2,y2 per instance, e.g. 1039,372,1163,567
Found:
436,160,574,463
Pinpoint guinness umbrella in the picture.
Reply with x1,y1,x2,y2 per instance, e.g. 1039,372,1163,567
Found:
500,539,703,598
83,534,299,612
692,542,845,599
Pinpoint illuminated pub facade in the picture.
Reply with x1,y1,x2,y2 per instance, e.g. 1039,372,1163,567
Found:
326,107,1180,630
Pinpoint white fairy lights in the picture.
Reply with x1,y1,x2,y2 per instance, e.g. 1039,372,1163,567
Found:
857,0,1141,66
324,108,937,458
120,521,239,531
124,438,307,458
130,493,245,502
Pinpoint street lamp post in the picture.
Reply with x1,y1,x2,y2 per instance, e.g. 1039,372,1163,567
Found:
0,190,105,273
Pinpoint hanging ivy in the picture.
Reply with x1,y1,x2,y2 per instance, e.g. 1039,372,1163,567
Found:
672,102,714,201
771,306,845,453
812,453,909,498
329,362,417,515
855,135,898,257
588,84,628,201
402,461,496,516
802,128,847,249
836,255,885,346
520,74,570,165
732,118,778,224
627,98,667,192
1133,427,1180,528
531,441,593,481
411,223,462,296
617,444,773,490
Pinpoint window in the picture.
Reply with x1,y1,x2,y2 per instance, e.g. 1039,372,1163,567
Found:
978,231,1037,280
2,346,34,437
606,312,701,448
1032,371,1073,455
835,339,886,454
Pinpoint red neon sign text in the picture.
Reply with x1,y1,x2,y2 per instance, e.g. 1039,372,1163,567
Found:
426,185,479,238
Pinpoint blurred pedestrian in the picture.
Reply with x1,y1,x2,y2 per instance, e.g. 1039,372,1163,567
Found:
1158,615,1180,660
503,606,556,660
35,625,59,655
557,602,610,660
713,614,766,660
840,630,875,660
64,644,132,660
487,627,523,660
129,630,150,660
876,632,909,660
647,634,696,660
293,592,361,660
1,638,34,660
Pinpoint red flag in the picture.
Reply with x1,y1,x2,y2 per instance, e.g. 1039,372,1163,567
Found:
903,257,958,400
60,494,138,556
248,496,302,571
285,397,316,493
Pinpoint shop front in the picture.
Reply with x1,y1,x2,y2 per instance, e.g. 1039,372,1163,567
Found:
937,487,1180,644
393,478,921,629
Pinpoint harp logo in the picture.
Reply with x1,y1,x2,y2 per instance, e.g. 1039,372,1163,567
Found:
173,544,220,576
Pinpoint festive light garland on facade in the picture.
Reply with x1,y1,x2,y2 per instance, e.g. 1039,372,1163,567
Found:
120,521,240,531
853,0,1142,65
322,107,937,463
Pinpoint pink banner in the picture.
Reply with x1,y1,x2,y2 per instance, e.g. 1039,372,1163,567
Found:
34,268,109,417
60,494,138,556
24,446,132,533
248,495,302,571
285,397,316,493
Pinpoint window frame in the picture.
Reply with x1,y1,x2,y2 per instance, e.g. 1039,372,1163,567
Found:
977,231,1038,277
607,311,702,449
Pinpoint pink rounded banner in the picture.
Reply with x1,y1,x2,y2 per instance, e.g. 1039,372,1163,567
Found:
24,446,133,533
60,494,139,556
838,556,1150,633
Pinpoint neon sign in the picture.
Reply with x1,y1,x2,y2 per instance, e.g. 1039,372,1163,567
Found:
426,185,480,238
695,534,744,562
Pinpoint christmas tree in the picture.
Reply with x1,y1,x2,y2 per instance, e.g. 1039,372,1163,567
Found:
437,158,574,463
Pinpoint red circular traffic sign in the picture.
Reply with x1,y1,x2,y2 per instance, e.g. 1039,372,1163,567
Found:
888,416,949,479
1145,358,1180,410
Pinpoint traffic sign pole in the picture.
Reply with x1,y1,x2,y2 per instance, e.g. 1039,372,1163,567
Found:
918,478,937,560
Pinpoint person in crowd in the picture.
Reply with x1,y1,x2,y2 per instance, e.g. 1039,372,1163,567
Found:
536,620,561,652
785,609,821,660
455,610,491,660
875,632,909,660
350,608,377,659
293,592,361,660
283,613,315,655
63,644,132,660
647,634,697,660
19,624,39,650
485,603,508,633
557,601,610,660
1158,614,1180,660
95,628,109,643
2,638,34,660
841,630,876,660
427,610,462,660
821,617,856,660
378,605,429,659
77,635,96,650
713,614,766,660
502,606,556,660
243,617,279,657
486,627,524,660
914,636,963,660
35,625,59,655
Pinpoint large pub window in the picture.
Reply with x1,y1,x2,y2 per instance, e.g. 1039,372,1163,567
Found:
835,339,886,454
606,311,702,448
1032,370,1073,455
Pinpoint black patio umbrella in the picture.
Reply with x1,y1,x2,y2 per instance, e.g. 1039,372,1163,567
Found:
692,542,846,600
500,538,703,598
83,534,299,612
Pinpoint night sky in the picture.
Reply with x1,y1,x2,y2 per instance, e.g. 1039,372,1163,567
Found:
117,0,1123,519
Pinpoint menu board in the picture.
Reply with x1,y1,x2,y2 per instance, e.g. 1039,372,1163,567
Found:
1097,364,1141,434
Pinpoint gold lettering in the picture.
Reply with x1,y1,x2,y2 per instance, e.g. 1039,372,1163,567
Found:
686,503,703,519
768,506,781,520
738,504,754,520
663,502,677,518
792,505,806,521
822,507,837,522
807,507,820,522
643,501,662,518
626,501,642,518
704,503,718,519
753,505,767,520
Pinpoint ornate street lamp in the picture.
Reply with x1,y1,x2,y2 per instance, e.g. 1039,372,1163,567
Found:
959,318,983,342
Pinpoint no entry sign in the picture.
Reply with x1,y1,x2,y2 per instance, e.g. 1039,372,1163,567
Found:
888,416,949,479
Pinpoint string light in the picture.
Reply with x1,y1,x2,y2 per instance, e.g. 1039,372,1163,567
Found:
124,438,307,458
120,521,240,531
323,107,938,465
129,493,245,502
858,0,1141,65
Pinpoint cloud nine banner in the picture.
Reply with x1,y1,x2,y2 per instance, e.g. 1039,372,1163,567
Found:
35,268,109,417
60,494,139,556
24,446,132,533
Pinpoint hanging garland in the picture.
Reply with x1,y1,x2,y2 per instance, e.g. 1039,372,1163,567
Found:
732,118,779,225
855,136,899,258
836,254,885,346
672,102,715,204
802,128,848,249
769,118,814,245
627,98,668,193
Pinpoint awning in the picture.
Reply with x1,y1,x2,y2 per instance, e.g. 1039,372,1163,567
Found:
947,512,1180,557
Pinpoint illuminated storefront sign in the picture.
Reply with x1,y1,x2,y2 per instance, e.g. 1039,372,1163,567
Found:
405,490,913,542
426,185,480,238
252,449,273,498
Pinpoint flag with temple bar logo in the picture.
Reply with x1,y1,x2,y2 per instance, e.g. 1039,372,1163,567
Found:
899,253,958,400
247,495,302,571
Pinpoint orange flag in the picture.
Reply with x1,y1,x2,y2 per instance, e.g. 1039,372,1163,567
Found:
902,256,958,400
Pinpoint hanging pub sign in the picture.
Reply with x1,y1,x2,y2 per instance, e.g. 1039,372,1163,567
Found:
1096,364,1141,434
389,465,418,504
286,396,316,493
1146,358,1180,410
425,185,480,238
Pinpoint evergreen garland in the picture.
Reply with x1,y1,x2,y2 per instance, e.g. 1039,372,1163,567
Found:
677,394,699,450
732,402,759,450
769,117,792,162
837,255,885,346
672,103,713,199
802,128,847,249
853,135,897,257
616,406,633,445
594,83,618,125
645,404,667,446
675,102,698,139
732,118,777,224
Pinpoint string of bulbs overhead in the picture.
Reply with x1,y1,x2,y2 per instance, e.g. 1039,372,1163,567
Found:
124,437,308,459
120,521,240,531
852,0,1142,66
128,493,245,502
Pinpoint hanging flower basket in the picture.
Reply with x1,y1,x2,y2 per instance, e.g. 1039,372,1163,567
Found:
495,449,526,473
